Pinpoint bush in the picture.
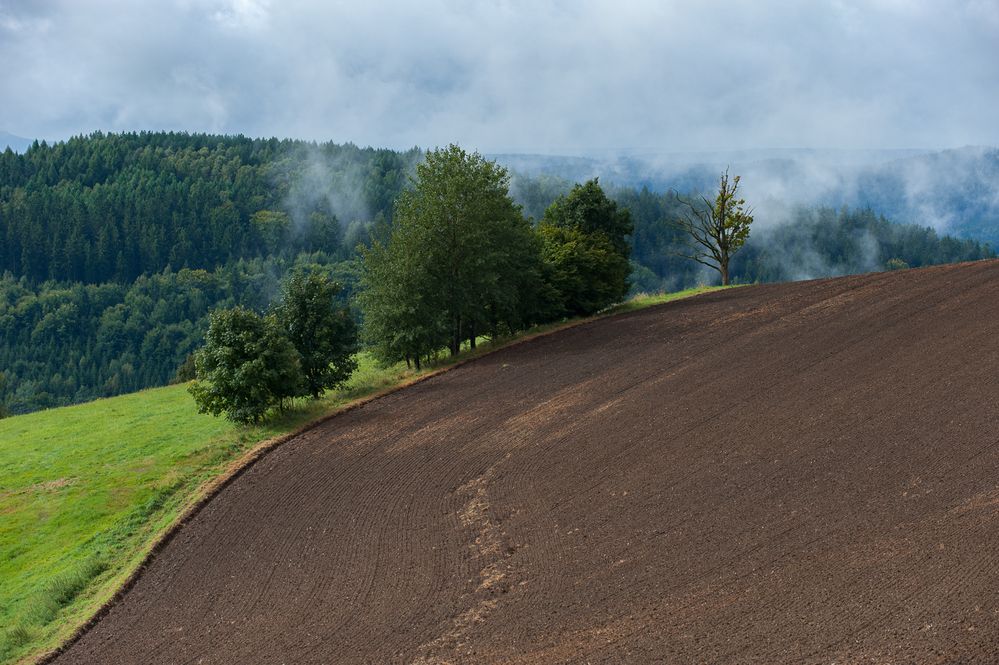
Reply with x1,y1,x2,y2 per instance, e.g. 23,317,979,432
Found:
886,257,910,270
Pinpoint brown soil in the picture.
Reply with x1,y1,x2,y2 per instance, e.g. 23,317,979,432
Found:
53,262,999,664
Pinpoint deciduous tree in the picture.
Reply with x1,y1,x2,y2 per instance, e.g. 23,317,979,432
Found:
188,306,302,423
273,270,358,398
360,144,545,363
671,170,753,286
539,179,633,315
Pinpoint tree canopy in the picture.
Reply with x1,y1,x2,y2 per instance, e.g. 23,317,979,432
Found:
188,307,302,423
273,270,358,398
360,145,554,366
539,179,633,315
0,133,992,416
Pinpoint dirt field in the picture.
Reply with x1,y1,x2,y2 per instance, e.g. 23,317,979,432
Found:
53,262,999,664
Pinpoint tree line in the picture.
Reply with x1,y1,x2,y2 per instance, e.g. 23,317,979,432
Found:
189,146,632,421
359,146,631,370
0,254,355,414
0,133,993,417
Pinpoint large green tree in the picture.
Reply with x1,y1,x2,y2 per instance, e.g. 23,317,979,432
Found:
539,179,633,316
359,220,447,369
273,270,358,398
188,306,302,423
360,144,545,362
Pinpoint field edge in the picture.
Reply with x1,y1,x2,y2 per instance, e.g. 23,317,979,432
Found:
26,285,727,664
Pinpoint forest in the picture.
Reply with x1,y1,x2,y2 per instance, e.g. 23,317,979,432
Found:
0,132,992,415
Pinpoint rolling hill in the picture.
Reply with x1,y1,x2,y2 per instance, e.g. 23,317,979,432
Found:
50,261,999,664
0,131,32,153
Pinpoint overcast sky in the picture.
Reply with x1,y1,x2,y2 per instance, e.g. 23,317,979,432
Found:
1,0,997,154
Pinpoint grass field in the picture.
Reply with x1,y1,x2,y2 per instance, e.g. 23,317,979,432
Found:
0,286,722,664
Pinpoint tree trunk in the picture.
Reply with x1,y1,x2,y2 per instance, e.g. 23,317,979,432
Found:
720,259,730,286
450,315,461,356
414,355,421,371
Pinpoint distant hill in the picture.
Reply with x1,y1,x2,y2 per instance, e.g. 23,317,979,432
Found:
492,147,999,246
0,131,32,153
852,147,999,246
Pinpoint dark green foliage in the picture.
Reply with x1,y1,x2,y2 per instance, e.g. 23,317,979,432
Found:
543,179,633,254
0,132,993,416
360,145,551,366
615,186,707,291
273,270,358,398
188,307,302,423
488,217,563,332
188,268,360,422
359,222,445,370
537,224,626,316
0,132,420,285
0,254,354,415
539,179,633,315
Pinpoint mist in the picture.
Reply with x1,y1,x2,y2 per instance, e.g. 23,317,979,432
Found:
282,144,374,232
498,146,999,246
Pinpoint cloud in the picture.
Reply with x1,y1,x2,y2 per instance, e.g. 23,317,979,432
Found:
208,0,270,30
0,0,996,152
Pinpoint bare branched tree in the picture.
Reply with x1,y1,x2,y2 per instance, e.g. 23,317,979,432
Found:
670,169,754,285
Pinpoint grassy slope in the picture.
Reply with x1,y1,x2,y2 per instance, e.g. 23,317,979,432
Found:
0,287,722,663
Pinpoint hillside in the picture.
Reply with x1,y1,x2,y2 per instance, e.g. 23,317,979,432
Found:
52,261,999,663
1,132,991,417
0,353,431,664
0,288,715,664
0,132,33,154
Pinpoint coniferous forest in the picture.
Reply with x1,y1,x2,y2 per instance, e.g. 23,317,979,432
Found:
0,132,991,415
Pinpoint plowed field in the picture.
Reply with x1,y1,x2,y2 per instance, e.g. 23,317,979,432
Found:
54,261,999,663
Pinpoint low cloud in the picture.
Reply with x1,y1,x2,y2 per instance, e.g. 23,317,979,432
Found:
0,1,996,153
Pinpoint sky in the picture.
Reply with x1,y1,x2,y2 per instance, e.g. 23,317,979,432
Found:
1,0,997,154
